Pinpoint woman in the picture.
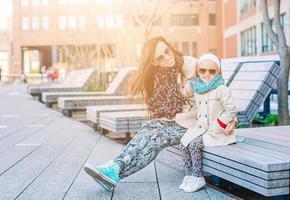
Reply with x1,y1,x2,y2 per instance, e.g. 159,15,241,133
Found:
84,36,237,191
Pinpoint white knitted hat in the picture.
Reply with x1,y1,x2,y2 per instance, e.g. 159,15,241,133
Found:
198,53,221,73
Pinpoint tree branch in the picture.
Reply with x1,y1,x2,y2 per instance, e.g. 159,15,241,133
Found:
261,0,279,46
273,0,287,47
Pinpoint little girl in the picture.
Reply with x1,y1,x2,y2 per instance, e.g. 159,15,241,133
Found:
179,53,237,192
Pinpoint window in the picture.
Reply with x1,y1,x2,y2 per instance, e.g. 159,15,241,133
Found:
58,16,66,30
171,14,198,26
31,0,40,6
105,0,114,4
152,18,162,26
136,43,142,61
241,26,257,56
115,15,123,28
68,16,77,29
96,15,105,28
21,0,30,6
115,0,123,4
41,0,49,5
31,16,40,30
209,49,217,55
192,42,197,57
209,14,216,26
105,15,114,28
240,0,256,14
68,0,77,4
182,42,189,55
41,16,49,30
0,51,9,74
95,0,122,4
78,16,86,29
0,18,8,30
58,0,66,5
22,17,30,31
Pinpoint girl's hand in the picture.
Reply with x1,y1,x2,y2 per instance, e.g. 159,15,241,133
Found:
222,120,236,135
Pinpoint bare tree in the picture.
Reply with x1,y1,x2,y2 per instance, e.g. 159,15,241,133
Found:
129,0,176,40
261,0,290,125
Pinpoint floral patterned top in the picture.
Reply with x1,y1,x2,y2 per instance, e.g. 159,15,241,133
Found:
148,66,184,119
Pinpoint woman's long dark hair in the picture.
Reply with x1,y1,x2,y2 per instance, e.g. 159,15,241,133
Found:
128,36,184,107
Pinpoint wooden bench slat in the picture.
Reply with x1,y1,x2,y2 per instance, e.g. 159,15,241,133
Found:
203,145,290,171
203,165,289,197
203,159,289,188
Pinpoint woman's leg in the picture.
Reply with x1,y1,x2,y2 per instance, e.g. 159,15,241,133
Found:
114,120,186,178
188,135,204,177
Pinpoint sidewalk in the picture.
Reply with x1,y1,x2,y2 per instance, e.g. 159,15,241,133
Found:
0,84,235,200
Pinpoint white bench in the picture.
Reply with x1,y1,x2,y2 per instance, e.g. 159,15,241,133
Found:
58,96,141,117
86,104,146,130
41,67,136,107
99,110,148,143
28,68,96,100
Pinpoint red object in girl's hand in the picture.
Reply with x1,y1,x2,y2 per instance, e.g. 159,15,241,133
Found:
217,118,227,129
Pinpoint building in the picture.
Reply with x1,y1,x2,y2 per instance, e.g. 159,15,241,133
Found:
0,0,12,76
223,0,290,58
11,0,222,75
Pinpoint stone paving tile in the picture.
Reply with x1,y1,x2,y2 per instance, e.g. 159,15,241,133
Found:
204,186,236,200
0,119,85,199
0,113,61,153
155,162,211,200
0,145,40,175
17,133,98,200
0,144,66,199
113,182,160,200
0,84,237,200
63,181,112,200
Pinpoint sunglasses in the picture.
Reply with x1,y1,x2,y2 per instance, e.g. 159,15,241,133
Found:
198,68,217,75
155,48,173,63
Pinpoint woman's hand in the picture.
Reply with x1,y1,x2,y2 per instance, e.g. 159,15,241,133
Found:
222,120,236,135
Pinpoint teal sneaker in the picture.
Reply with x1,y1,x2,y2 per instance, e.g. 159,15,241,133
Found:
84,161,121,188
94,177,114,191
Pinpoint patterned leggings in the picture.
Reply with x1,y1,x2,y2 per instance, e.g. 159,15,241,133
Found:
179,135,204,177
114,119,187,178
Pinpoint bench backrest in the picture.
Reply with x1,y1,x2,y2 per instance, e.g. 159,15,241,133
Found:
61,68,95,88
105,67,137,95
229,61,280,125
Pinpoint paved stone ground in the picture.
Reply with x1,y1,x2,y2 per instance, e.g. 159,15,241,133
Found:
0,83,236,200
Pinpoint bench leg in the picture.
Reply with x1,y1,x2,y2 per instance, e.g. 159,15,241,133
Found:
125,132,131,144
63,110,72,117
38,95,42,102
93,123,99,131
211,176,222,186
100,128,108,135
272,195,289,200
45,102,52,108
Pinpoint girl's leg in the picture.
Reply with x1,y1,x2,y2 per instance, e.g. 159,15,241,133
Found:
188,135,204,177
114,120,186,178
179,144,193,176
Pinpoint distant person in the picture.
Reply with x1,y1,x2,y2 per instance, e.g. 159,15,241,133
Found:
20,73,27,84
0,66,2,81
40,65,46,82
59,68,66,81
